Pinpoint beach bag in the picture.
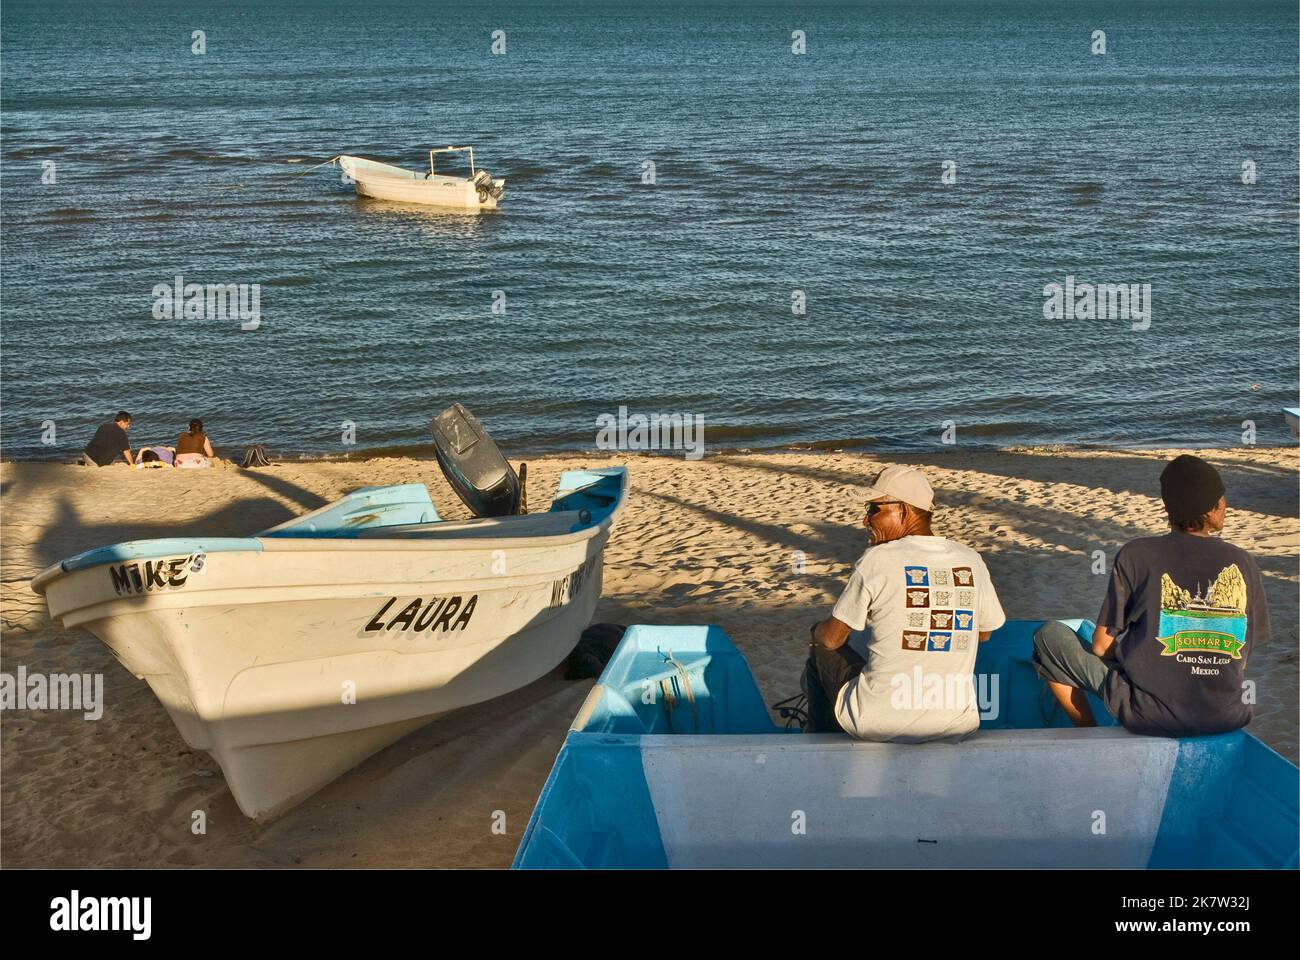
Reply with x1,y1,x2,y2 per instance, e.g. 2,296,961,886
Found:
241,444,271,468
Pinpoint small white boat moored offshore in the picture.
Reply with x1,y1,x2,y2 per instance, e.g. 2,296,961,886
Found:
33,450,625,820
338,146,505,209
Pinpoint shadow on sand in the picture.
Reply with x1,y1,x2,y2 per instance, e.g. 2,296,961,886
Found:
23,468,336,568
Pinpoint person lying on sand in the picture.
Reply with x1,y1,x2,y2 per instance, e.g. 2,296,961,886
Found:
136,446,175,467
802,465,1006,741
175,418,215,468
1033,454,1269,737
83,411,134,467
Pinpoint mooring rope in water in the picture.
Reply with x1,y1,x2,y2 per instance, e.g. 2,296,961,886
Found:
288,155,343,178
210,155,342,191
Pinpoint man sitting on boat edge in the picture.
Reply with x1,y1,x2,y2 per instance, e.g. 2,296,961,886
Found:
1033,454,1269,737
802,465,1007,741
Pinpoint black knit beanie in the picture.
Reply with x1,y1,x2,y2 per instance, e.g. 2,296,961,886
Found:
1160,454,1225,524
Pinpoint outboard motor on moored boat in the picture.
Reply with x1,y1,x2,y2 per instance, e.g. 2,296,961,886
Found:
472,169,505,202
431,403,523,517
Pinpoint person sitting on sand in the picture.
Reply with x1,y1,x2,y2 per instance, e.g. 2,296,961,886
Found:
1033,454,1269,737
83,411,135,467
175,418,215,468
802,465,1006,741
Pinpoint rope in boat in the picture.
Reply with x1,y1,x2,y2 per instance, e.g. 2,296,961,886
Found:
660,652,699,734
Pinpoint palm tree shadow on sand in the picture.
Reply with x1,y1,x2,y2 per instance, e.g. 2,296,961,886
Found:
28,468,334,569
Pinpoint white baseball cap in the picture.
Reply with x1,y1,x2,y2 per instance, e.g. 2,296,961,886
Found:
862,465,934,512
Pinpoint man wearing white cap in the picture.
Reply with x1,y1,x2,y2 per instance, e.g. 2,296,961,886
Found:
802,465,1007,741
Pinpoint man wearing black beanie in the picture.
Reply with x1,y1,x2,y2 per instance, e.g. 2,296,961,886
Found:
1032,455,1269,737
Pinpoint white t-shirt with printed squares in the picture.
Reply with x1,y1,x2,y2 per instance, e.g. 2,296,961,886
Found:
830,535,1006,742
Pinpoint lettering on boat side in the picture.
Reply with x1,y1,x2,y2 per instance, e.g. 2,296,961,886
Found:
550,556,597,609
364,595,478,633
108,555,197,595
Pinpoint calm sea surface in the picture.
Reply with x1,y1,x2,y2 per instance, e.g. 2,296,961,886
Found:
2,0,1297,459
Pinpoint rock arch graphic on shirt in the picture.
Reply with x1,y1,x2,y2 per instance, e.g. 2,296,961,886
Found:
1156,566,1247,659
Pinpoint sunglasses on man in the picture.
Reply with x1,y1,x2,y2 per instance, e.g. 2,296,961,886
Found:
866,500,903,516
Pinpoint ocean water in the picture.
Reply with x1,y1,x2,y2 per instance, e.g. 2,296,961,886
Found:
2,0,1297,459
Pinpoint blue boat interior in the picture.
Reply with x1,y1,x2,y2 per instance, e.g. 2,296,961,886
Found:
49,468,627,575
261,483,441,537
576,620,1116,736
548,469,627,529
515,621,1299,870
266,468,625,538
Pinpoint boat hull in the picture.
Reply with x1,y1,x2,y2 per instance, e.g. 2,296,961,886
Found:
45,540,605,819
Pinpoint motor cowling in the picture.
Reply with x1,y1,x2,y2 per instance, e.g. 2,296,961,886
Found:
473,169,505,202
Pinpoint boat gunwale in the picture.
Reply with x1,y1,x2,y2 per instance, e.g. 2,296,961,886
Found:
32,469,627,594
574,726,1237,750
32,514,616,594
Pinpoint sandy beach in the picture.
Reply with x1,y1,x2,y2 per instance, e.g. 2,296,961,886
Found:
2,446,1295,868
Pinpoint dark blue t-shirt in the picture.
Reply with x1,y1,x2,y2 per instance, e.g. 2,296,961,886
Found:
1098,532,1269,737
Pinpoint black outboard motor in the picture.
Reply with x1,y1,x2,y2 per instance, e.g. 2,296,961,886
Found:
472,169,504,202
431,403,522,518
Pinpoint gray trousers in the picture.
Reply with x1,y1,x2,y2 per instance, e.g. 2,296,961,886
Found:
1031,620,1112,695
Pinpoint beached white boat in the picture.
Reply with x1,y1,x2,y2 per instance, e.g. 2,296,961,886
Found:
338,146,504,209
32,468,626,820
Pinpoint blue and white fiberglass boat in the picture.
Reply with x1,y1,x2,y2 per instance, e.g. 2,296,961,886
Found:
514,620,1298,869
